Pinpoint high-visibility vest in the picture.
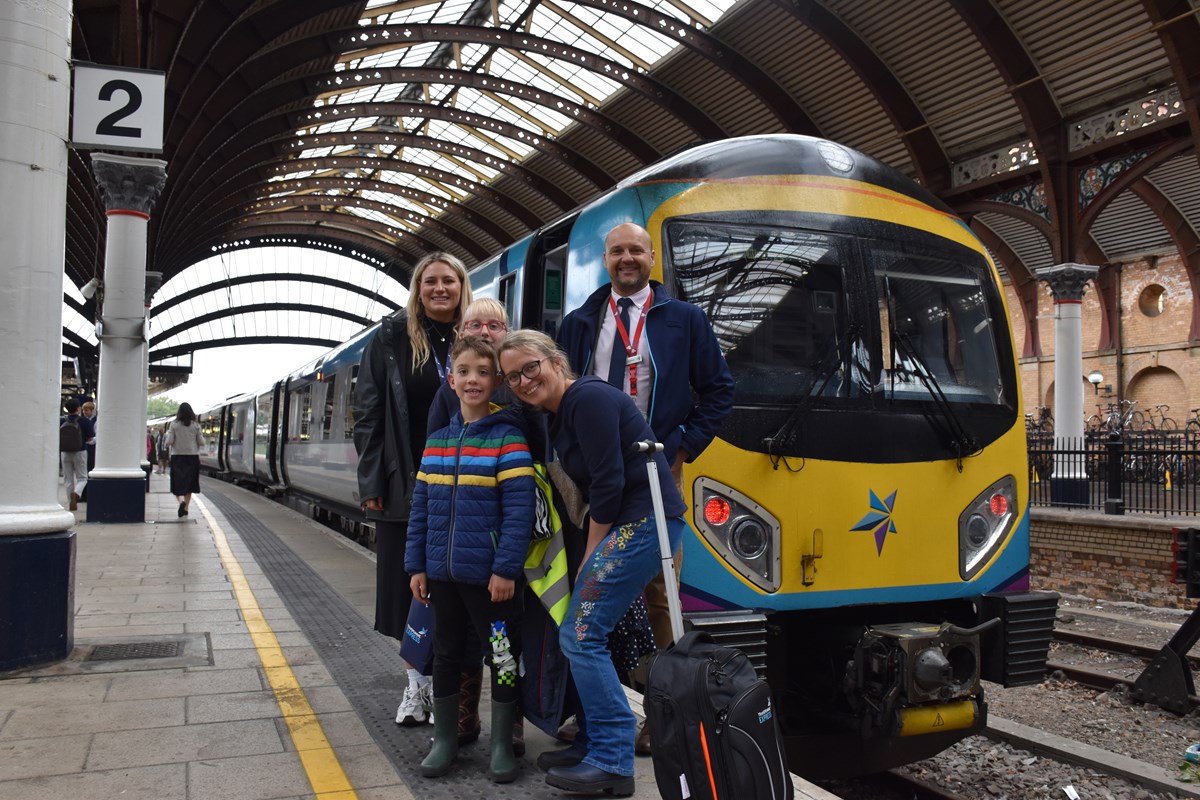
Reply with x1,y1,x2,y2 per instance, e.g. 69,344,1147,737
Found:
525,463,569,625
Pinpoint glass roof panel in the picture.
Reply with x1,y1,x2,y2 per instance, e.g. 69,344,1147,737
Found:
260,0,740,248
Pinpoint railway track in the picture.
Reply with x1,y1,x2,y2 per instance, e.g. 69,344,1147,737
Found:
1048,628,1200,709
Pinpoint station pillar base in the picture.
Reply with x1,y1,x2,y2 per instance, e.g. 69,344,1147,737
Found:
1050,477,1089,507
86,477,146,523
0,531,75,672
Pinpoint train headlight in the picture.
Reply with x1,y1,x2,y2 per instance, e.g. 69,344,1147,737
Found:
693,477,781,592
958,475,1017,580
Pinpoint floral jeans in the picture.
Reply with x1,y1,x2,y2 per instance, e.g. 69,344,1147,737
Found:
559,513,688,776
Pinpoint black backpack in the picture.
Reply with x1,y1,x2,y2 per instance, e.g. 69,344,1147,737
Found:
59,415,84,452
645,630,793,800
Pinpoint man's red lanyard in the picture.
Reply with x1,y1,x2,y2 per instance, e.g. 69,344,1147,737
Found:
609,295,652,397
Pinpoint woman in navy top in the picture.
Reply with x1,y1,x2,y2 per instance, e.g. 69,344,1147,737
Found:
499,330,688,797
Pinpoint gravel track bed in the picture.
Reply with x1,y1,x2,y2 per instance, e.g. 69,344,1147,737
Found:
812,595,1200,800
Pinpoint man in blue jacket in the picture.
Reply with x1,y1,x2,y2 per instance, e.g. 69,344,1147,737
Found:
557,221,734,653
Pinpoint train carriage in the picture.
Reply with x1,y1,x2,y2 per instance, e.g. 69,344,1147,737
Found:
187,134,1056,778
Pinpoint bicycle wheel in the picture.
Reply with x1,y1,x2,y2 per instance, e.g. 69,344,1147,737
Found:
1161,416,1179,432
1129,411,1146,432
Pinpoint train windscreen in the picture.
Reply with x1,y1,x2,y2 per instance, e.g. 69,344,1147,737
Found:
665,218,1017,460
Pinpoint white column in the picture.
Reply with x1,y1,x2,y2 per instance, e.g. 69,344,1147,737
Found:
88,154,166,523
1035,263,1098,505
0,0,76,670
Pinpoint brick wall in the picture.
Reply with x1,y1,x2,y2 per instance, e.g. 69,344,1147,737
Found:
1029,508,1190,608
1006,252,1200,429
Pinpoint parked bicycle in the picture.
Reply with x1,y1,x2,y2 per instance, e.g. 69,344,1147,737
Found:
1144,404,1178,432
1025,405,1053,433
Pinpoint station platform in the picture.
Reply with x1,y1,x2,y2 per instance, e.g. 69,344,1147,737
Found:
0,473,838,799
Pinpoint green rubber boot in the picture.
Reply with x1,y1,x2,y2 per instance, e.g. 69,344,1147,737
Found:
488,700,521,783
420,695,461,778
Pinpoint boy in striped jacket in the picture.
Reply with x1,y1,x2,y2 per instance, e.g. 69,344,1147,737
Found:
406,335,536,784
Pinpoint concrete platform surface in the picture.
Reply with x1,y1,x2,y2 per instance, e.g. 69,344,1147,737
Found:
0,473,838,800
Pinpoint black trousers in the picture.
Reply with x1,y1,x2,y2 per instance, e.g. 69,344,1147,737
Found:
429,579,522,705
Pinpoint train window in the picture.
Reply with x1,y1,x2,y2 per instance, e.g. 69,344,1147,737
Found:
292,383,313,441
499,274,519,328
870,239,1007,407
321,373,338,441
665,221,857,404
344,365,358,440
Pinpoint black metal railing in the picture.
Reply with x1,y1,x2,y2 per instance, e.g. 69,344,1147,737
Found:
1028,430,1200,515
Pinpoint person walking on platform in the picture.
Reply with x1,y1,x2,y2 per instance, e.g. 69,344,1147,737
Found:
499,330,691,797
165,403,205,517
59,398,94,511
406,336,535,783
353,252,473,729
79,400,97,502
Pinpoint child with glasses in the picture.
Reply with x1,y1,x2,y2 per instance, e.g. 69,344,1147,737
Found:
406,336,536,783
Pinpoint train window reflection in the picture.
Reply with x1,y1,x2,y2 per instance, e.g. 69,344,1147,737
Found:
665,221,855,404
871,243,1006,406
344,365,358,440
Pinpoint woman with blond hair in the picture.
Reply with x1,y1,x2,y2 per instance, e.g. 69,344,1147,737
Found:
353,252,473,727
498,330,689,796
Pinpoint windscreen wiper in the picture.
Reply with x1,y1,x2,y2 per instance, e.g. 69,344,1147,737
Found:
889,323,979,471
762,322,858,470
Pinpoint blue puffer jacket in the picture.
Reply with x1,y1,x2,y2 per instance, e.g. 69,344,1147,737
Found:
404,404,536,586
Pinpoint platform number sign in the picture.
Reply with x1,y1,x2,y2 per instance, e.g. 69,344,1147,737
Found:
71,63,165,153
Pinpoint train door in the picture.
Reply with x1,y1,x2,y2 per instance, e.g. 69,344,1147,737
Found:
522,215,576,336
277,378,291,487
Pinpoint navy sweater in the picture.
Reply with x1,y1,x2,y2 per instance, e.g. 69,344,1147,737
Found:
550,376,685,526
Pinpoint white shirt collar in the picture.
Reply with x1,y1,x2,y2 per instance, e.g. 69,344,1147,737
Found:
610,284,653,307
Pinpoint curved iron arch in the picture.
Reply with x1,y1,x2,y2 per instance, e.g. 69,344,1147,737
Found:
210,176,517,248
769,0,948,190
208,189,502,261
152,273,402,319
158,20,726,232
225,209,472,262
151,336,343,363
149,302,372,348
569,0,817,133
170,229,414,287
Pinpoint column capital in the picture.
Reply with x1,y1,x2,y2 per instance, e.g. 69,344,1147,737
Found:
90,153,167,216
1034,263,1099,303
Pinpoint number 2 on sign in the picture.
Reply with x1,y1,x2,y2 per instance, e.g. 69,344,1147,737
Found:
96,80,143,138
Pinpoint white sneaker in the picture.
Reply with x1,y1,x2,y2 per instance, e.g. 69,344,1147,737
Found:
395,683,428,726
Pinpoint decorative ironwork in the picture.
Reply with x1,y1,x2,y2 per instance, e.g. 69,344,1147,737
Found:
951,140,1038,187
986,182,1049,221
1077,151,1149,214
1069,86,1184,151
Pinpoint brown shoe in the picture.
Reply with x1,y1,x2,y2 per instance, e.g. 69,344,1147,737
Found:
557,715,579,743
635,719,652,756
69,493,79,511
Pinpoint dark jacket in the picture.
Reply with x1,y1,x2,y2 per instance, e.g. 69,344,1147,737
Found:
404,405,536,585
557,280,735,465
353,312,415,521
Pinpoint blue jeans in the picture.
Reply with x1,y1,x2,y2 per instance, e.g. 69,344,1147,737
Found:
560,514,688,776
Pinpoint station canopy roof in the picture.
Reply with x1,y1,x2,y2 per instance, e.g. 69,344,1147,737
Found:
63,0,1200,389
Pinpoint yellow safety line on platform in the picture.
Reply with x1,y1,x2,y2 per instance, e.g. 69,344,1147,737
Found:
195,497,358,800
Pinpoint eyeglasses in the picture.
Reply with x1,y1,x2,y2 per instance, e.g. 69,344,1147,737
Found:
503,358,545,387
463,319,507,334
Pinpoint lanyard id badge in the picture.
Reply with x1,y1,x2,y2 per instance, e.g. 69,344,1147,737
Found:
609,295,652,396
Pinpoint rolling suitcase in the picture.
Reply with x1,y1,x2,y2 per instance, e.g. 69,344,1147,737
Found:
635,440,793,800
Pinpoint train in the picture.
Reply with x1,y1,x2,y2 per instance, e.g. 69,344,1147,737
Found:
190,134,1057,778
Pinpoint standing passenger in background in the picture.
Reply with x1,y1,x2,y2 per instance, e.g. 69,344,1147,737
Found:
166,403,205,518
353,252,473,728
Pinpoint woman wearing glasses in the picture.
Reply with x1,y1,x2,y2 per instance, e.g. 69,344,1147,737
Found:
498,330,688,797
353,252,472,729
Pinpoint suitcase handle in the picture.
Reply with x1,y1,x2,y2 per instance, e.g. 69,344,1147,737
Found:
631,439,685,643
